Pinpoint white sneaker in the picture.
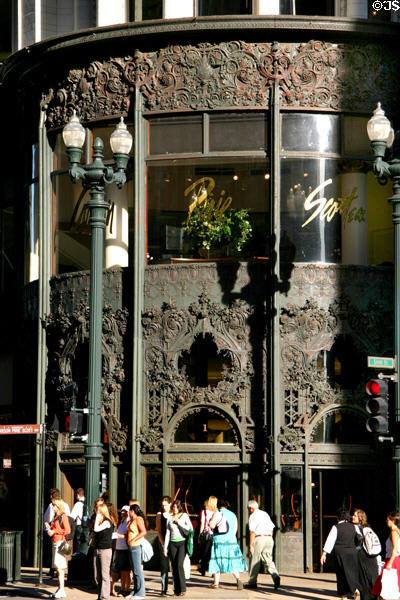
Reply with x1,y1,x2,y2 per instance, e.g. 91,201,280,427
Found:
53,590,67,598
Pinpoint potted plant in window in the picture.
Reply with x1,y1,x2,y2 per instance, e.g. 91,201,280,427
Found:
183,204,252,258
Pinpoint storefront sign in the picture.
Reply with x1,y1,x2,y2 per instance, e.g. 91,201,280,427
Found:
302,179,366,229
185,177,232,223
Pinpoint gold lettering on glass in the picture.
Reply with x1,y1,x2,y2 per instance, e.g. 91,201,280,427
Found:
185,177,232,223
301,179,366,229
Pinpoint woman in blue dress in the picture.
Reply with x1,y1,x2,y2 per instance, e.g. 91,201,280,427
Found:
208,498,247,590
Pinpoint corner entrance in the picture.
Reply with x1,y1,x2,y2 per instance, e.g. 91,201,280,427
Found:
311,468,381,571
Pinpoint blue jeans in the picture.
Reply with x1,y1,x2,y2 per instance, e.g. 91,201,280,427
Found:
128,545,145,597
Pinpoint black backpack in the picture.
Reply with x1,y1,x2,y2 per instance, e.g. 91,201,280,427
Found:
58,515,76,541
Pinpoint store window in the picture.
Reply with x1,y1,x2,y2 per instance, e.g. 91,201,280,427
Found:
317,335,364,390
281,466,302,532
199,0,252,15
147,112,269,263
175,409,235,443
280,113,393,265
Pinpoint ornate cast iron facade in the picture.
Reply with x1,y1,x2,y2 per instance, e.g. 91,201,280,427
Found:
44,269,129,455
278,264,393,461
41,40,400,127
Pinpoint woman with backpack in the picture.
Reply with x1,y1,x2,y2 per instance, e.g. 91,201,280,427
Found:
44,499,71,599
352,509,380,600
93,502,117,600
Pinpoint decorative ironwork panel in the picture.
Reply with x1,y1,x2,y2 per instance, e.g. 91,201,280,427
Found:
41,40,400,126
140,291,260,458
278,265,393,453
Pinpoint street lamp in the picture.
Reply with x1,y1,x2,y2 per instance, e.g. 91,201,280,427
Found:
367,102,399,506
63,111,132,544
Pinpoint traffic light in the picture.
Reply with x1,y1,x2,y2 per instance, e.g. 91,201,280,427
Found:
365,378,390,434
53,410,83,434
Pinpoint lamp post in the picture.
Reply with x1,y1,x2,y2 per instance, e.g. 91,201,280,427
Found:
63,112,132,539
367,102,399,506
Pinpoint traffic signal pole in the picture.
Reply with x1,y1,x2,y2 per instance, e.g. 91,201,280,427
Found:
367,105,400,509
391,174,400,508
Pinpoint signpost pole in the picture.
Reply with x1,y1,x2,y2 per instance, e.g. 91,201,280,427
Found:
38,424,46,585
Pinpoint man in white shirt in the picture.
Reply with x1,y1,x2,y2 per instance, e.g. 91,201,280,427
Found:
245,500,280,590
70,488,85,552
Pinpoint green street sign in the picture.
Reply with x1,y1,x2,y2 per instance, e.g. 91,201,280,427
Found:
367,356,395,369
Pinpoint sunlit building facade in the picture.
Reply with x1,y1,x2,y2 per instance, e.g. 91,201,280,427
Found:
0,0,398,569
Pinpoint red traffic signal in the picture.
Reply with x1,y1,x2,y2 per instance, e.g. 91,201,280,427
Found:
365,378,389,434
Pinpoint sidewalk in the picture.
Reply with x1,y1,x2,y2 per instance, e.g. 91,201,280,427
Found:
0,568,338,600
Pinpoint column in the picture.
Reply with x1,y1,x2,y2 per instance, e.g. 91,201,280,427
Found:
105,182,131,268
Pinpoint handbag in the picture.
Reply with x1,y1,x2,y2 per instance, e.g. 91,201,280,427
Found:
58,540,72,557
200,530,212,543
139,537,154,562
380,568,400,600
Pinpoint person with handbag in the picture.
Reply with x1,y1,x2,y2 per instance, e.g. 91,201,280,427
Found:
198,497,215,576
44,499,71,599
371,511,400,599
126,503,147,599
163,499,193,597
156,496,172,596
93,503,117,600
352,508,380,600
208,498,247,590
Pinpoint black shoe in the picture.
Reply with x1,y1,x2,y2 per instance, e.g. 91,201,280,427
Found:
244,583,258,589
274,576,281,590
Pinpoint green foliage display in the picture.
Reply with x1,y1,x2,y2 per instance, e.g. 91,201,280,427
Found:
184,205,252,253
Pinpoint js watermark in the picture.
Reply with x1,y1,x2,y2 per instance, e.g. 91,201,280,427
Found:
372,0,400,10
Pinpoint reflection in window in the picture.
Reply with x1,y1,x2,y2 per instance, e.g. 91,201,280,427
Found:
147,159,269,262
178,333,232,387
312,412,370,444
175,409,235,443
281,466,302,532
282,114,340,153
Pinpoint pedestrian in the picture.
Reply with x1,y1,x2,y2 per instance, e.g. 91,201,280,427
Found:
320,508,359,600
245,499,280,590
93,502,117,600
351,508,380,600
198,498,214,576
164,499,193,597
44,499,71,599
126,503,147,599
112,506,131,597
371,511,400,597
207,497,247,590
70,488,85,552
44,489,71,577
156,496,172,596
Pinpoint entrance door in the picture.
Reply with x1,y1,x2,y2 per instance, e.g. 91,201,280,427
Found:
172,467,240,516
311,468,380,571
172,467,240,562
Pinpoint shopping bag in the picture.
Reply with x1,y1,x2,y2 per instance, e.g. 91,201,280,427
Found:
380,568,400,600
139,537,154,562
183,554,191,580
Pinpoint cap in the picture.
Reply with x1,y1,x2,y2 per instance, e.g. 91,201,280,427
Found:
120,505,130,512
